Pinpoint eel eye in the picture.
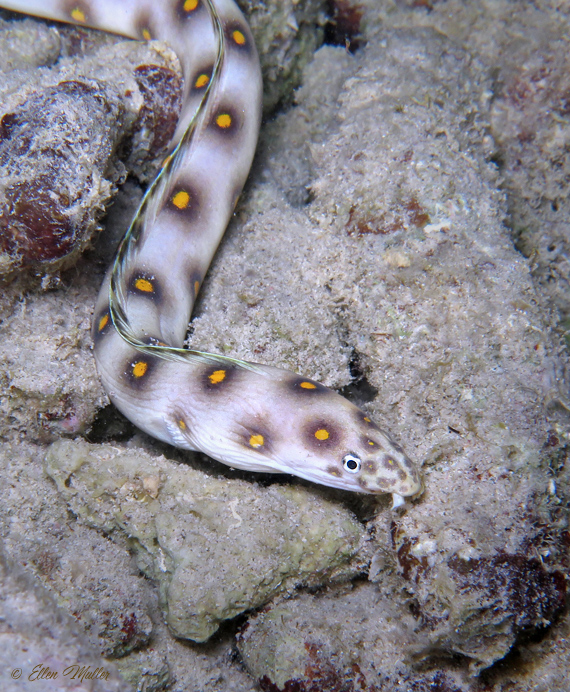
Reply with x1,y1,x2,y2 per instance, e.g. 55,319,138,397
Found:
342,454,361,473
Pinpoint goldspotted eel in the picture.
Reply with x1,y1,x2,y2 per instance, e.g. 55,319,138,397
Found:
1,0,422,503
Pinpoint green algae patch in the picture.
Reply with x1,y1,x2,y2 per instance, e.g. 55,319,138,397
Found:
45,439,366,642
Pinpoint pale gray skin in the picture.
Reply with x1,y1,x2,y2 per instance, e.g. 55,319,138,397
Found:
5,0,423,499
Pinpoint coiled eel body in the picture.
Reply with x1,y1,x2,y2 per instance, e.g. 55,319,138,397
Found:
1,0,422,501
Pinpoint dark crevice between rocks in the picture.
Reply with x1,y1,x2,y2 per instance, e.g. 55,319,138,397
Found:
479,601,568,688
323,0,365,53
337,349,378,408
86,404,136,443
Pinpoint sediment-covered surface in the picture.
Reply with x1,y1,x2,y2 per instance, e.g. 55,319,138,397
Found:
0,1,568,690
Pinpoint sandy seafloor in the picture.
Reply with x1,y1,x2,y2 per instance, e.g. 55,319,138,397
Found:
0,0,569,690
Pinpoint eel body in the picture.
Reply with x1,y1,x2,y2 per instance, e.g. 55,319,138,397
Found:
0,0,422,500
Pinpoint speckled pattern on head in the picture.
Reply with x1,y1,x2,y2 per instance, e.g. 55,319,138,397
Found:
2,0,422,501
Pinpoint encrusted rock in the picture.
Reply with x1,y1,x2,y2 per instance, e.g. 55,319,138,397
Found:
237,584,473,691
45,439,367,642
0,17,182,278
0,542,130,691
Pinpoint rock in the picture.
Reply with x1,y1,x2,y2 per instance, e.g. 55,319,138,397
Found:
0,16,182,278
240,0,328,112
237,584,472,691
0,437,155,660
114,649,170,692
0,541,131,691
45,439,367,642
